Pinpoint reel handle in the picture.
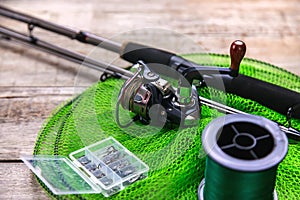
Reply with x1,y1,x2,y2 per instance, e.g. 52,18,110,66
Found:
230,40,246,76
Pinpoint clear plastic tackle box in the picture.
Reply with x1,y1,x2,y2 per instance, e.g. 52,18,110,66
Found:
21,137,149,197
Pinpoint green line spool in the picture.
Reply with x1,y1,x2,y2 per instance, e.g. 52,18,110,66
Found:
199,114,288,200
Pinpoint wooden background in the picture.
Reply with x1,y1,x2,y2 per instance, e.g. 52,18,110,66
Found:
0,0,299,199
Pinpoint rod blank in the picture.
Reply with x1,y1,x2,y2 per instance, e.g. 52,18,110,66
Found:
0,5,122,53
0,26,132,80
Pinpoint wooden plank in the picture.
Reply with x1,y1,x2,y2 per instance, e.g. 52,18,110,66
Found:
0,120,45,160
0,86,78,160
0,163,50,199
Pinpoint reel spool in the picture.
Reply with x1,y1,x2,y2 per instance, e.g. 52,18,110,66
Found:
199,114,288,200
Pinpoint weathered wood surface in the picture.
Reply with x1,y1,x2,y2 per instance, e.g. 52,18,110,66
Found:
0,86,83,160
0,163,49,199
0,0,299,199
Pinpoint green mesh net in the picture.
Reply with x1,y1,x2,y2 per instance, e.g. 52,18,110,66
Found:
33,54,300,200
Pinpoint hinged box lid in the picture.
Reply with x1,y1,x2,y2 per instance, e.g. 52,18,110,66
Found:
21,155,101,195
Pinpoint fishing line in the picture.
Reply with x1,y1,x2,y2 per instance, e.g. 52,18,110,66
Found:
199,114,288,200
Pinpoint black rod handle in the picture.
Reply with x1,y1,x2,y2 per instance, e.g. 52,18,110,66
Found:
222,74,300,119
120,42,175,65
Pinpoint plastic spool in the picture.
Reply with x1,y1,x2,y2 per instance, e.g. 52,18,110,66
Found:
198,114,288,200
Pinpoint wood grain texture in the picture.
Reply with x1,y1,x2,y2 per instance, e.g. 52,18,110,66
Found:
0,163,50,199
0,86,86,160
0,0,299,199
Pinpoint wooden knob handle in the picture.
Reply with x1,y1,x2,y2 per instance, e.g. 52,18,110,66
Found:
230,40,246,74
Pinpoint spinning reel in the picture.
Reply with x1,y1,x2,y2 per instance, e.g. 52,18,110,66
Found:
116,41,245,128
116,60,200,127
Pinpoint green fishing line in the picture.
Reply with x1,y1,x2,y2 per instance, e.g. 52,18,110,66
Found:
204,157,277,200
200,114,288,200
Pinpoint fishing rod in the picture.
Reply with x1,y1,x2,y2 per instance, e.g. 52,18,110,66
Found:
1,6,300,139
0,26,132,80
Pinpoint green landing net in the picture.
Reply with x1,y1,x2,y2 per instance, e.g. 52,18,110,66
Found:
33,54,300,200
